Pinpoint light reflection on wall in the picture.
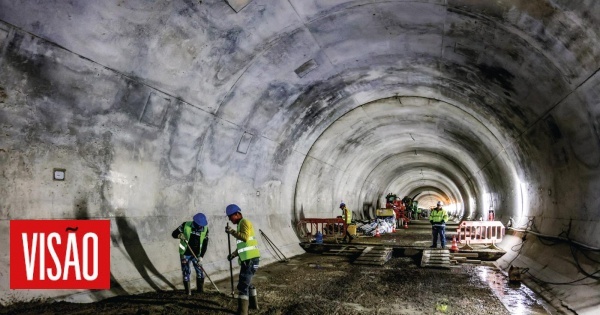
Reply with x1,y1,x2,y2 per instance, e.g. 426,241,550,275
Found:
468,197,476,219
444,202,462,218
514,181,530,228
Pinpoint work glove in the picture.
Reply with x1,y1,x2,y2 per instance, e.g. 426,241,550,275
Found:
225,226,235,234
178,233,186,241
198,257,203,265
227,253,236,261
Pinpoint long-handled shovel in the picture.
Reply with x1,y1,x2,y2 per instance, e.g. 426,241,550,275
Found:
182,238,222,294
226,222,235,298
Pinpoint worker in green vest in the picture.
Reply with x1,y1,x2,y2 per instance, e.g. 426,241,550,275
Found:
429,201,449,248
340,202,354,243
226,204,260,315
171,212,209,295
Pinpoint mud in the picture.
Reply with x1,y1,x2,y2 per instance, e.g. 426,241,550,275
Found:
2,251,512,315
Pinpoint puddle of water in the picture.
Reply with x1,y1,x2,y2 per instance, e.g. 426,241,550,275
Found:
476,266,554,315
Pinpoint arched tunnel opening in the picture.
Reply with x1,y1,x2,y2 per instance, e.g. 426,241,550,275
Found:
1,1,599,314
294,96,517,224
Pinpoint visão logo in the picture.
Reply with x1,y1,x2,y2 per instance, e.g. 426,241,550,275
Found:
10,220,110,289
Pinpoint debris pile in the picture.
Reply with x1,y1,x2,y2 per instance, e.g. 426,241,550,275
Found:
356,219,395,236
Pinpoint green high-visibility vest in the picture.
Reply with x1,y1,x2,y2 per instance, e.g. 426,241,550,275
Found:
179,221,207,255
236,218,260,261
430,208,448,223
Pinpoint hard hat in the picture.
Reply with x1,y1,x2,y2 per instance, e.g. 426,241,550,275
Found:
437,201,443,206
193,213,208,226
226,204,241,216
339,202,345,208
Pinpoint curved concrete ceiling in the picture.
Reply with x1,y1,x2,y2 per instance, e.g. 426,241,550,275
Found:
1,0,599,312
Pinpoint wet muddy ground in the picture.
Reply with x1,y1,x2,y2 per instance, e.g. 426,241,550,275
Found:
2,251,522,315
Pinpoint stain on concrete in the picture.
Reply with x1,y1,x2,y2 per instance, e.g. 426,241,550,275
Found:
73,195,89,219
166,102,211,179
5,33,59,100
476,63,515,92
449,0,556,21
0,86,7,103
544,115,562,143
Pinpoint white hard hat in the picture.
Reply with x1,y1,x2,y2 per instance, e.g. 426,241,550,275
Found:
437,201,443,206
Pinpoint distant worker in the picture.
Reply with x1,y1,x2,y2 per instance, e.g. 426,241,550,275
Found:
394,200,406,229
429,201,449,248
172,212,209,295
393,206,401,229
404,199,412,220
225,204,260,315
340,202,354,243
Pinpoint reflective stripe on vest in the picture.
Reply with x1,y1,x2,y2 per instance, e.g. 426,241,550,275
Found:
236,219,260,261
179,221,207,255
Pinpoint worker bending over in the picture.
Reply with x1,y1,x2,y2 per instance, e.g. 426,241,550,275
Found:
172,212,209,295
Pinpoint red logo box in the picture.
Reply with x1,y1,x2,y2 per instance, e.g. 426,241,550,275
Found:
10,220,110,289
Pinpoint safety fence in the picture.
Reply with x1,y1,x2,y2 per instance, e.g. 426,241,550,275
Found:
297,218,347,242
456,221,505,250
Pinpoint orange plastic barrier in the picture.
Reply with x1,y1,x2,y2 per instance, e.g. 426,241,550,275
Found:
456,221,505,250
297,218,347,242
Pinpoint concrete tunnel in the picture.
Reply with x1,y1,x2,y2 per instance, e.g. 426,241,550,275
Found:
0,0,599,313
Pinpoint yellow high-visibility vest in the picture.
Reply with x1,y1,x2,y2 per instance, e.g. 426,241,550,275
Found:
236,218,260,261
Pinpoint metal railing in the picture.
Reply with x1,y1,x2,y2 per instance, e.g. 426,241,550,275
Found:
297,218,347,242
456,221,505,250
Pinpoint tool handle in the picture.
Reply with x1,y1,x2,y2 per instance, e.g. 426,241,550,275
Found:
227,222,235,297
182,238,221,294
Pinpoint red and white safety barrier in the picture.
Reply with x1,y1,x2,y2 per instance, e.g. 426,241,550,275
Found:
456,221,505,250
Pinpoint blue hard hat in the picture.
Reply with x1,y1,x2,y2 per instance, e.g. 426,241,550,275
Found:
193,213,208,226
226,204,241,216
339,202,345,208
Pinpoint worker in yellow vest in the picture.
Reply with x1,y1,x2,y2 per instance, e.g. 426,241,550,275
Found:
225,204,260,315
340,202,354,243
429,201,449,248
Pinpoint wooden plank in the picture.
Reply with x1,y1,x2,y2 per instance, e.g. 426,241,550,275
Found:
423,257,450,261
451,253,479,258
423,253,449,257
353,247,392,265
421,249,451,268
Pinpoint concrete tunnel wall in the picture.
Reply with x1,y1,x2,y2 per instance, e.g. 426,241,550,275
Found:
0,0,599,312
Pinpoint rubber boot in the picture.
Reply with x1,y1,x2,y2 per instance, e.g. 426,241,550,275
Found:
183,281,191,295
237,297,249,315
197,277,205,293
249,287,259,310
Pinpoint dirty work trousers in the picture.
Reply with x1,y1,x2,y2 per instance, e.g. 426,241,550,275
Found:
180,255,204,281
238,257,260,298
432,225,446,248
